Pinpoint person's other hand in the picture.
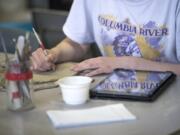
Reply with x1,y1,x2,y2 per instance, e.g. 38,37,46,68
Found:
71,57,118,76
31,48,56,71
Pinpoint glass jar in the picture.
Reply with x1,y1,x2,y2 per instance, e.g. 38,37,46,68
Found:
5,59,34,111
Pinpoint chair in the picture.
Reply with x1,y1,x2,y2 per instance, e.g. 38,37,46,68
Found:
32,8,68,49
32,8,101,56
0,27,39,53
28,0,49,9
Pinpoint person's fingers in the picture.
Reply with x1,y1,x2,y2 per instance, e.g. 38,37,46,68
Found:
51,63,56,71
30,57,47,71
31,56,48,71
30,56,38,70
85,67,113,76
72,59,99,72
84,68,103,76
31,48,55,71
31,62,54,71
75,69,97,75
32,49,46,65
46,51,55,63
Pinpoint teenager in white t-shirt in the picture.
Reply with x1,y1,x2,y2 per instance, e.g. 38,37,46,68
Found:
31,0,180,76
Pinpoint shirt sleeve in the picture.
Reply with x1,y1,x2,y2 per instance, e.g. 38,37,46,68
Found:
176,0,180,62
63,0,94,45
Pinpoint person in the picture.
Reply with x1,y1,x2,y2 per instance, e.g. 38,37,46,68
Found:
31,0,180,77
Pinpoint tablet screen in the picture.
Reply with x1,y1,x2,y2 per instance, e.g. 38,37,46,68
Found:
91,69,175,100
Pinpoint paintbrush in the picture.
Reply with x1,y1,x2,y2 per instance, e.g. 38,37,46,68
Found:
15,36,31,99
32,27,56,71
32,27,48,55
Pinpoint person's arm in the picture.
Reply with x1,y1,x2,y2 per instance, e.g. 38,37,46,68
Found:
50,38,91,63
72,56,180,76
119,56,180,74
31,37,91,71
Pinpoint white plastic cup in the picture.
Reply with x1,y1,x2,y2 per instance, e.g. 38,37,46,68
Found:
56,76,92,105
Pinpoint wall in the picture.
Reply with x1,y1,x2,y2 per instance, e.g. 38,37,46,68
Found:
0,0,31,22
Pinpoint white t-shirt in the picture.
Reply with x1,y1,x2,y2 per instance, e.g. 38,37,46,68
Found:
63,0,180,63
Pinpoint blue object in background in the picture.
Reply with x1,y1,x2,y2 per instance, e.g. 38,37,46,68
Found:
0,22,33,31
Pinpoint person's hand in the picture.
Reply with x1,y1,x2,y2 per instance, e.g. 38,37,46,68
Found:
31,48,56,71
71,57,118,76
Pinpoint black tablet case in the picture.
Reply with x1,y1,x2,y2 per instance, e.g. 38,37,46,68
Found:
90,69,176,102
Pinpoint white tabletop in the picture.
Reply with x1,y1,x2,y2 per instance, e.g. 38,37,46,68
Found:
0,77,180,135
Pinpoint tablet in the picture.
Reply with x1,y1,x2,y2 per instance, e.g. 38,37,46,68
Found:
90,69,176,101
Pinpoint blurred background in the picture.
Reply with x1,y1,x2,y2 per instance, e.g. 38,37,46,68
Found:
0,0,100,56
0,0,73,30
0,0,73,52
